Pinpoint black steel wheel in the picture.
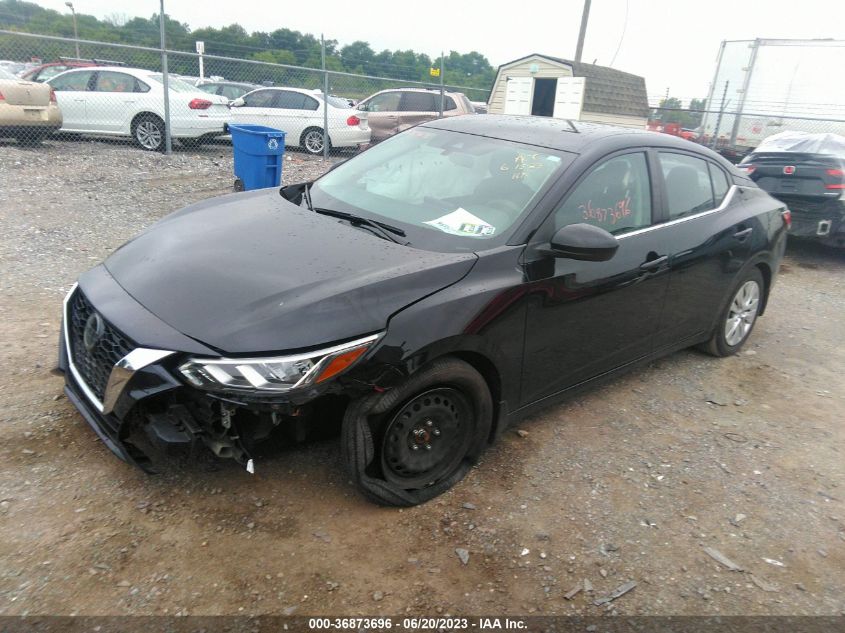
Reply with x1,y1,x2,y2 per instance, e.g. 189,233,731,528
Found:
341,357,493,506
381,388,474,490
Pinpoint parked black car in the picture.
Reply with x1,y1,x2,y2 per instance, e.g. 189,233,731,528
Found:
59,115,789,506
738,132,845,247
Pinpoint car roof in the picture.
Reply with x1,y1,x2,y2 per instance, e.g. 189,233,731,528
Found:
422,114,733,161
55,65,147,76
369,87,465,98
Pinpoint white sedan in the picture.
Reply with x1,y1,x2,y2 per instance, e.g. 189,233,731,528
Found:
47,66,230,151
230,87,370,155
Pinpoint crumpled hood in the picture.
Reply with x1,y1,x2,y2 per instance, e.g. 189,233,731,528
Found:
104,188,476,354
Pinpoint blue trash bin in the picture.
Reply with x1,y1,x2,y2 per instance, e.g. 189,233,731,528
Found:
229,124,286,191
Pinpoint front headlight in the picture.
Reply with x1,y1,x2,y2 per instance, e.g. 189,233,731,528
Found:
178,333,380,393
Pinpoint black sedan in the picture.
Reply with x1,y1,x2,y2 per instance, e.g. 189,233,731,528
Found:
737,132,845,248
59,115,789,506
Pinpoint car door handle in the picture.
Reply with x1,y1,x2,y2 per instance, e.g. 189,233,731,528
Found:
640,255,668,271
733,227,753,241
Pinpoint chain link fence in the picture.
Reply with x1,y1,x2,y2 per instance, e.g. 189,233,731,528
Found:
650,105,845,162
0,30,490,159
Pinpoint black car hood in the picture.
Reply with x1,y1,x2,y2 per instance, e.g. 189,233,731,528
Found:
104,189,477,354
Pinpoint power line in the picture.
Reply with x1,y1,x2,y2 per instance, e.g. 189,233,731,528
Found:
609,0,629,68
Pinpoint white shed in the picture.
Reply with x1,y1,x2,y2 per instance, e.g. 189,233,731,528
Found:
487,54,649,128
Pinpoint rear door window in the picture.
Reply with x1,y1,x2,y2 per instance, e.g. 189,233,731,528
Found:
709,163,731,204
49,70,94,91
553,152,653,235
659,152,715,219
443,96,457,111
400,91,436,112
274,91,314,110
94,71,138,93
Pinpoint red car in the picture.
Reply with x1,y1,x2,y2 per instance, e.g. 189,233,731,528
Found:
20,61,94,83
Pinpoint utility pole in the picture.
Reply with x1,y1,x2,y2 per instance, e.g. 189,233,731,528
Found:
65,2,80,58
158,0,172,155
574,0,591,63
438,51,444,117
321,34,329,160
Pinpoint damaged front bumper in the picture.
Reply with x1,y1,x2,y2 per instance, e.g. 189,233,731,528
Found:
58,267,368,473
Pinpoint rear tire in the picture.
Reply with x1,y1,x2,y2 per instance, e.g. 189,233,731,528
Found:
700,268,764,357
300,127,329,155
341,357,492,506
132,114,165,152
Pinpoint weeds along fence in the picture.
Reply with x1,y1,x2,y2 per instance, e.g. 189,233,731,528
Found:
0,30,491,155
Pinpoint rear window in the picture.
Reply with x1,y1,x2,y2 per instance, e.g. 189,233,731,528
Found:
322,94,352,109
400,91,436,112
148,74,199,93
709,163,730,204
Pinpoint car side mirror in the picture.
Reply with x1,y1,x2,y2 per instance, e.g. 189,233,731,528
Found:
231,97,245,107
357,102,369,112
545,223,619,261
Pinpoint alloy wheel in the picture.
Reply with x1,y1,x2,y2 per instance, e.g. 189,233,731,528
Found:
136,120,162,150
303,130,324,154
724,280,760,346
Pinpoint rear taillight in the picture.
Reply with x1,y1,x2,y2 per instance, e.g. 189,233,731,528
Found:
346,115,361,126
782,209,792,230
737,164,756,174
188,98,212,110
826,168,844,177
0,90,4,101
49,88,57,103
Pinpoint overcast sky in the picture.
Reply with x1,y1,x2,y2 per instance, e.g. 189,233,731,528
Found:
33,0,843,100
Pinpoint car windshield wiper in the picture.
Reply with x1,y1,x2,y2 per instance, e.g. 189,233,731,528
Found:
302,184,408,245
313,207,408,244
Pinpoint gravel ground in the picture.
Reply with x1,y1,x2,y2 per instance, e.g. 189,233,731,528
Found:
0,138,843,617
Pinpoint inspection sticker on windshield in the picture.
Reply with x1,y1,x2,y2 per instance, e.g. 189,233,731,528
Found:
425,208,496,237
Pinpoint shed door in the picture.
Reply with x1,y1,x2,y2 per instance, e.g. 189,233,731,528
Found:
504,77,532,115
553,76,585,120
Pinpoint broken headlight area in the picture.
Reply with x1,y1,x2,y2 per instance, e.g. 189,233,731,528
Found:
178,334,380,393
127,390,349,470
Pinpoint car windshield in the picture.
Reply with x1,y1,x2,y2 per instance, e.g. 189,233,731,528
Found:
309,127,571,252
147,74,201,93
0,67,17,80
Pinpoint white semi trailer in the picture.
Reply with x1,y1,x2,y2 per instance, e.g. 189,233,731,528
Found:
701,39,845,153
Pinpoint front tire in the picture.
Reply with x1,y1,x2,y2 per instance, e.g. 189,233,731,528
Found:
341,357,492,506
701,268,764,357
300,127,329,155
132,114,165,152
